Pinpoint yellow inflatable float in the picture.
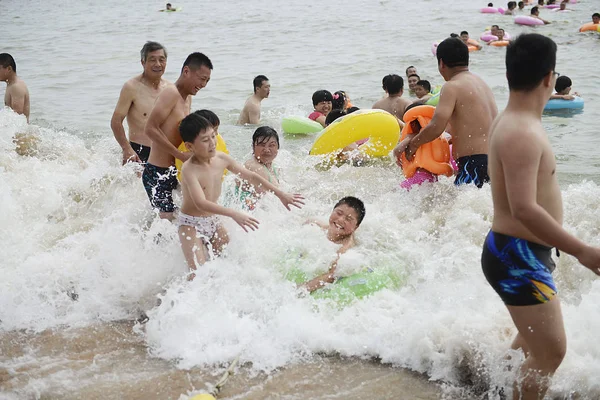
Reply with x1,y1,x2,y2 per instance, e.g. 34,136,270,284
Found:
175,133,229,180
309,109,400,157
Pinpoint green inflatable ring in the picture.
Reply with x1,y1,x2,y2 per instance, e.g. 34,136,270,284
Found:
281,116,323,135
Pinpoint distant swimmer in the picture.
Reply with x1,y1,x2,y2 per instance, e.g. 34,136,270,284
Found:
0,53,30,122
405,65,417,79
484,33,600,400
593,13,600,24
110,41,170,165
177,113,304,280
504,1,517,14
160,3,176,11
142,52,213,221
237,75,270,125
412,80,432,104
550,75,579,100
300,197,365,293
531,6,551,24
372,74,411,121
394,37,498,188
308,90,333,127
518,1,525,11
488,29,508,45
460,31,483,50
407,73,421,95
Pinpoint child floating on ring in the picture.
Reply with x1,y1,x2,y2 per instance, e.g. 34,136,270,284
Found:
308,90,333,127
178,113,305,280
395,104,455,190
550,75,579,100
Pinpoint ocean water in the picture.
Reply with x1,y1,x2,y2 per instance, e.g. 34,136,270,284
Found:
1,0,600,398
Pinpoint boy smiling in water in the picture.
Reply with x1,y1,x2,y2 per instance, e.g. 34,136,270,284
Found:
178,113,304,279
301,197,365,293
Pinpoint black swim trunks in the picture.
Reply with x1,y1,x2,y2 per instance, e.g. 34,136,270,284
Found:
142,163,178,213
455,154,490,188
481,231,558,306
130,141,151,163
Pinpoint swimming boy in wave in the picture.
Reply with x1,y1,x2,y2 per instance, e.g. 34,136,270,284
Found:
308,90,332,127
178,113,304,279
0,53,30,122
301,197,365,293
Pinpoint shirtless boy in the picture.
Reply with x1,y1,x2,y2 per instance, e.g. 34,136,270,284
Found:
0,53,30,122
394,38,497,188
301,197,366,293
178,113,304,278
111,42,170,165
484,33,600,400
142,52,213,220
238,75,270,125
372,74,411,121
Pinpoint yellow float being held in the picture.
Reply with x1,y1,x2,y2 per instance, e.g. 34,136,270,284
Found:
175,133,229,180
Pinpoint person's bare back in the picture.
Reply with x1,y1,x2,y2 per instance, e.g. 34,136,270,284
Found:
489,110,562,244
372,95,411,121
4,78,29,121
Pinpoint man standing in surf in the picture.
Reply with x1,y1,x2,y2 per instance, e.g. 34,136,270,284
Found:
393,38,497,188
484,33,600,399
142,52,213,221
111,42,170,165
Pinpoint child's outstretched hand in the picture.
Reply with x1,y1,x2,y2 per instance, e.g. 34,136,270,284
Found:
278,192,305,211
231,211,260,232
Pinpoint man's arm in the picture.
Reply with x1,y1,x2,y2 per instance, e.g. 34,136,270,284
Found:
110,82,139,164
499,131,590,258
144,88,187,160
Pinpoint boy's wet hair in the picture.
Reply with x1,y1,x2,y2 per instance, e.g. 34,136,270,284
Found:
449,33,459,38
488,2,493,6
384,74,404,95
312,90,333,106
253,75,268,93
193,109,220,128
506,33,556,92
416,80,432,93
0,53,17,73
140,41,167,62
180,113,213,143
518,1,524,7
593,13,600,19
181,52,213,73
325,109,347,126
437,38,469,68
334,196,366,227
555,76,572,93
332,90,347,110
252,126,279,148
460,31,469,36
531,6,539,14
491,24,500,29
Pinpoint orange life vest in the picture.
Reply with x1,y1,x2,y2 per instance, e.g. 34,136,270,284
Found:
400,105,454,178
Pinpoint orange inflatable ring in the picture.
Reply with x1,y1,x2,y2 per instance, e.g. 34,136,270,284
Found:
400,105,454,179
489,40,510,47
579,22,599,32
467,39,481,52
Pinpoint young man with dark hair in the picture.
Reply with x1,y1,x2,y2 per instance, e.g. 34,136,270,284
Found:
372,74,411,121
0,53,30,122
592,13,600,24
485,33,600,400
405,65,417,78
238,75,270,125
531,6,551,24
460,31,483,50
407,73,421,93
394,37,497,188
111,41,170,165
142,52,213,220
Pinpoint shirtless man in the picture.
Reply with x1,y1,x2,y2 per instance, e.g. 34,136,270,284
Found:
142,52,213,220
483,34,600,400
394,38,497,188
238,75,270,125
531,6,551,24
372,74,411,121
0,53,30,122
110,42,170,165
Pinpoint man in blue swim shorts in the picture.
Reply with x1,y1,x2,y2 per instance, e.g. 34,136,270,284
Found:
486,33,600,399
393,37,497,188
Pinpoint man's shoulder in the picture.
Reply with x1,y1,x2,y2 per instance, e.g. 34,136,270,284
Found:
9,79,29,94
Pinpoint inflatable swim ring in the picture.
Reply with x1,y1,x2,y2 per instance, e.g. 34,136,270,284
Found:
425,86,442,106
544,4,559,8
281,116,323,135
399,105,454,179
480,30,512,42
309,109,400,158
489,40,510,47
175,133,229,180
161,7,182,12
481,7,500,13
515,16,545,26
579,22,599,32
544,96,584,111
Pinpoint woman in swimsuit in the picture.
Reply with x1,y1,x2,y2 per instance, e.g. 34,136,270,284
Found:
236,126,280,209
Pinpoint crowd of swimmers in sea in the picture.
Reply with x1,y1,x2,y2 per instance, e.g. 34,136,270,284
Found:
2,7,600,396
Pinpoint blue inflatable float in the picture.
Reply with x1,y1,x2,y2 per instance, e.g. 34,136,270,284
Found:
544,97,584,111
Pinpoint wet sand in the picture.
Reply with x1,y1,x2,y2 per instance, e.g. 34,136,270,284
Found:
0,322,445,400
